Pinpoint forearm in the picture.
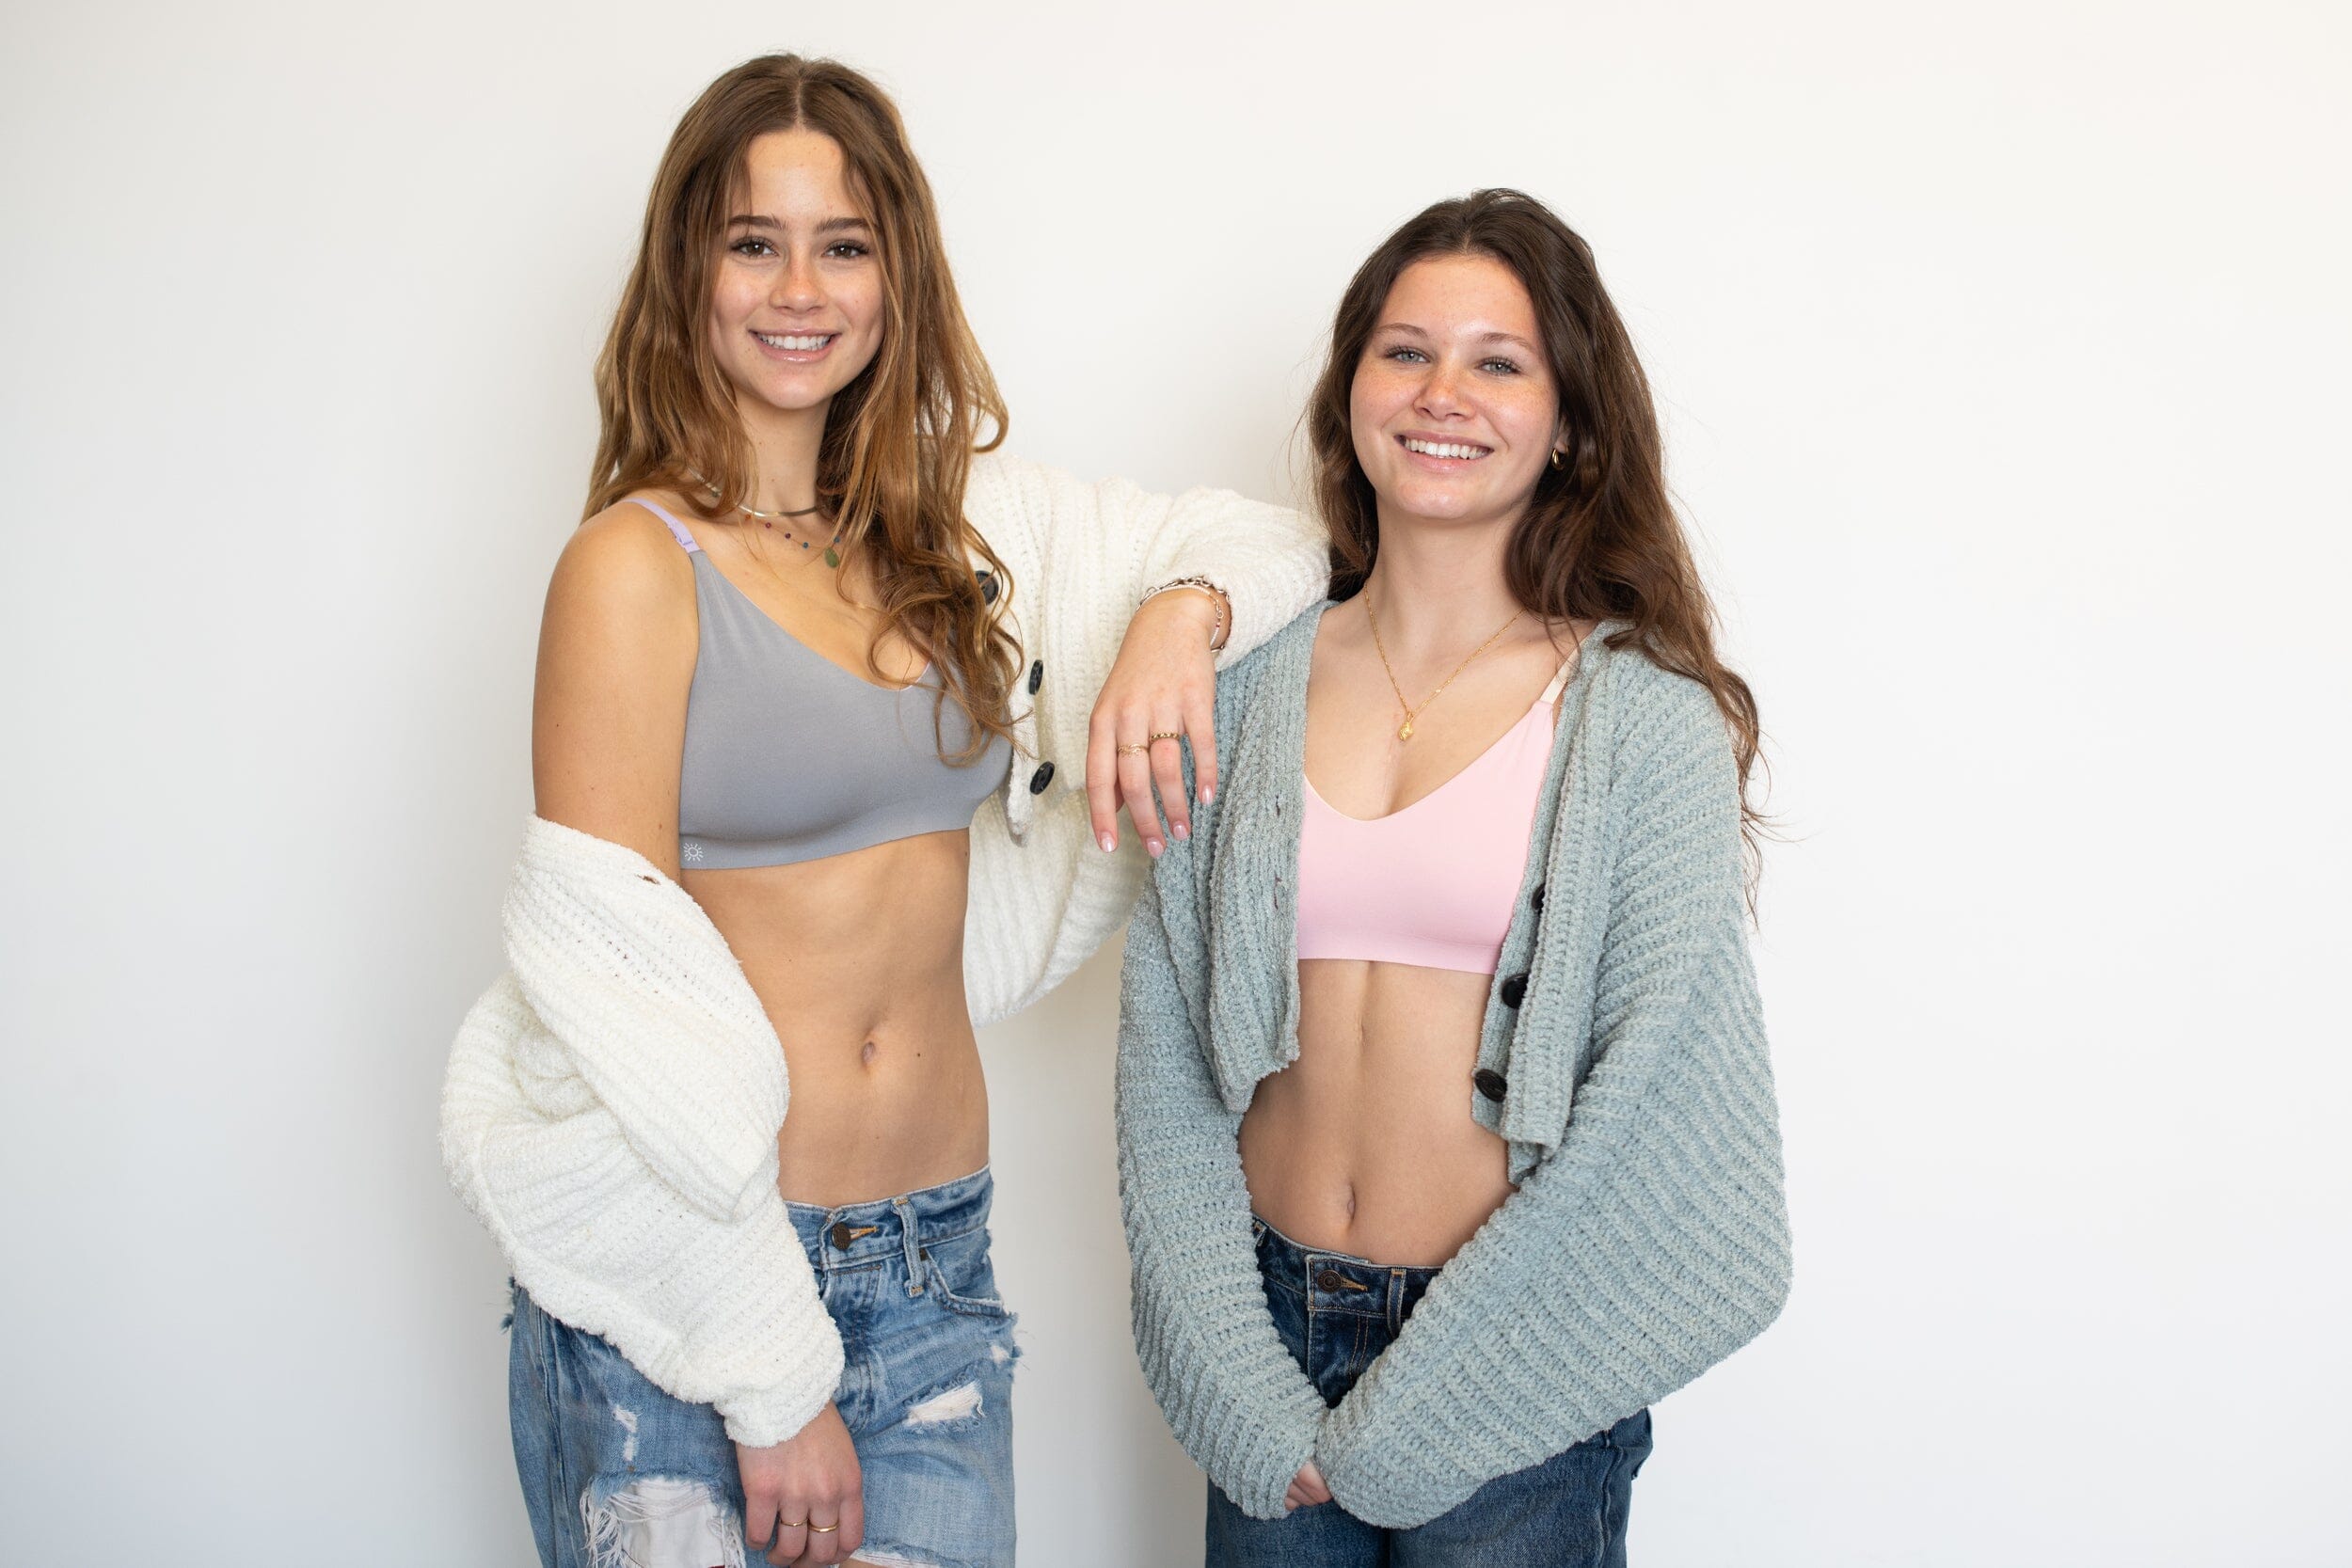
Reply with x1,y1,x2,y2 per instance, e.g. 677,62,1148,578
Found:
1117,886,1327,1518
1314,1045,1791,1525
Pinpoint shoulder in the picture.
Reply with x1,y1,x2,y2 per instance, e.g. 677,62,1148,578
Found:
1219,602,1324,703
549,499,697,607
539,498,700,667
961,449,1065,528
1591,634,1735,782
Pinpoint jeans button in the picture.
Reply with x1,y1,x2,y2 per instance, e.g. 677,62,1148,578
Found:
829,1221,854,1249
1315,1268,1344,1291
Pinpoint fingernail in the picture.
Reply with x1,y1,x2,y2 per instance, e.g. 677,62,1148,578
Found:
1099,833,1117,853
1147,838,1164,858
1172,823,1189,842
1199,785,1215,804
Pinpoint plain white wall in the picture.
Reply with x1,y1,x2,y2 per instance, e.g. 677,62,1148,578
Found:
3,1,2346,1562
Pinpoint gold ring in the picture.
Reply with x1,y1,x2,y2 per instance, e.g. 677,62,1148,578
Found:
808,1523,840,1533
1150,731,1182,742
1116,742,1150,756
780,1520,806,1528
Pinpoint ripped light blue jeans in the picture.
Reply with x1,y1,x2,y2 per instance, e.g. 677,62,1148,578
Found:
506,1167,1018,1568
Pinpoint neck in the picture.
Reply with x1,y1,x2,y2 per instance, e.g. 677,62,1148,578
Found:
735,400,829,515
1360,506,1524,652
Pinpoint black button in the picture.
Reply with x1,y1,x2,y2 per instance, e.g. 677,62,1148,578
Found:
1531,883,1546,912
1028,762,1056,795
828,1221,854,1249
1315,1269,1345,1291
1473,1069,1508,1102
1027,659,1043,694
1500,973,1529,1008
977,570,999,606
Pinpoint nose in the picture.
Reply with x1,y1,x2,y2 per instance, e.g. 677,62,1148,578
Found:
1413,358,1469,420
770,250,825,312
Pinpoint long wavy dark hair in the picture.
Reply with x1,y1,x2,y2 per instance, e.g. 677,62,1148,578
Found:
1307,188,1765,849
585,54,1017,762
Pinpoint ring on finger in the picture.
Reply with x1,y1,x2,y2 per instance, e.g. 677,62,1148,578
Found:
1116,741,1151,756
808,1522,840,1534
1149,731,1181,743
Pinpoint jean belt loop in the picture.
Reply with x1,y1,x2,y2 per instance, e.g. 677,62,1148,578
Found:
895,1195,924,1296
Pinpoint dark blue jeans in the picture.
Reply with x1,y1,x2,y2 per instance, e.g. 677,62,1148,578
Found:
1207,1216,1652,1568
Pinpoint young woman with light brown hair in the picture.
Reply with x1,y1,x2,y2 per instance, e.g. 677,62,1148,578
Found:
440,55,1323,1568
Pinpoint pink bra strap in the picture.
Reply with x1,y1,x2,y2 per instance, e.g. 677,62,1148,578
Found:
630,497,701,554
1535,652,1579,708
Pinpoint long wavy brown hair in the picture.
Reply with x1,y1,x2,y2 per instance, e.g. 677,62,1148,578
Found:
586,54,1018,761
1308,189,1766,851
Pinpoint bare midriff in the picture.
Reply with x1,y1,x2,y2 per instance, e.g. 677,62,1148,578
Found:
684,827,988,1211
1238,958,1516,1268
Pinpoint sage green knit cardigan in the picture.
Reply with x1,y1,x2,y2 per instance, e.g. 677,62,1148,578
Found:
1116,608,1792,1528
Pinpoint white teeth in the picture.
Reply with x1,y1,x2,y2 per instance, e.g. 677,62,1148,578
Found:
1403,437,1489,460
755,332,834,351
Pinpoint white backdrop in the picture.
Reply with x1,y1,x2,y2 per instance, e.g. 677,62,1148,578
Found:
4,2,2346,1563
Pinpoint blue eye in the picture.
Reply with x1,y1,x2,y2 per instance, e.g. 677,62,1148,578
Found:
1482,358,1521,374
1384,347,1428,364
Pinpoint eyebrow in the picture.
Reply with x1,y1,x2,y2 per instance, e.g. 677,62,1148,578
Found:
1373,322,1541,355
725,214,874,235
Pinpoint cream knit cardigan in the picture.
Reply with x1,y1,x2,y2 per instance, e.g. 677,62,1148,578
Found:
441,451,1328,1446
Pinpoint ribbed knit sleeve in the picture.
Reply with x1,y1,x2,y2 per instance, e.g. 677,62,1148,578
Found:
1117,868,1328,1520
1313,684,1793,1528
959,451,1326,1028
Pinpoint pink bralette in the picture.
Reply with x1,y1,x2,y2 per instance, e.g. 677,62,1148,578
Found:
1295,659,1572,975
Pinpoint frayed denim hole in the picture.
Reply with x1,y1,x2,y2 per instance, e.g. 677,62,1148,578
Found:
900,1379,985,1431
580,1474,746,1568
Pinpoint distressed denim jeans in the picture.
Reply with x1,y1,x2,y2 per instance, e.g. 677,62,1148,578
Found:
507,1167,1018,1568
1206,1215,1652,1568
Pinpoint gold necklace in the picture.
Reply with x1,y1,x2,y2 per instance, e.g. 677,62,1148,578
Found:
1363,594,1523,741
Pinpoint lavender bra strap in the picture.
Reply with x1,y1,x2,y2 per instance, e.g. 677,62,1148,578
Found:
628,497,701,554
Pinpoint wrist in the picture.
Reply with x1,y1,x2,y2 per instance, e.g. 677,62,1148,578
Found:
1138,577,1231,651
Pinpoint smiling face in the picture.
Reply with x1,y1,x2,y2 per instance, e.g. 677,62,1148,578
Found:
706,128,887,431
1349,253,1561,537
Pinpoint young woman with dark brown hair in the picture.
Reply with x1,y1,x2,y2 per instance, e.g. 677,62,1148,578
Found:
441,55,1324,1568
1118,190,1791,1566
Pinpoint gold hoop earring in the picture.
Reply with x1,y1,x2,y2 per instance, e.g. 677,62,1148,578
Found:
1549,449,1566,471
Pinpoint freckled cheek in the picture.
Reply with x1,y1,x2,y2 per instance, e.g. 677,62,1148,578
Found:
707,277,763,345
1347,378,1401,469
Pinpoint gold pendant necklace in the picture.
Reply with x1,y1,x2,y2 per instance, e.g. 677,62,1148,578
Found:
1363,594,1523,741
